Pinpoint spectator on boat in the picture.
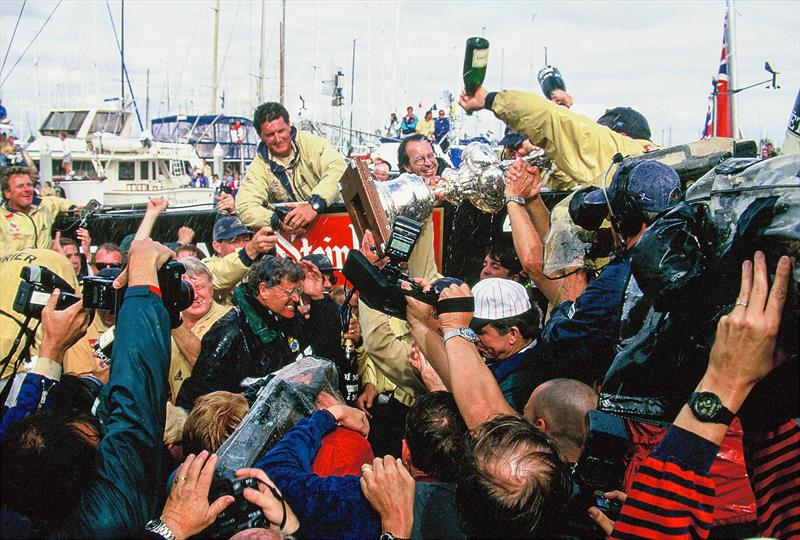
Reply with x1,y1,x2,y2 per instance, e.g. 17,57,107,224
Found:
175,255,343,410
0,166,79,255
400,106,417,136
58,132,72,178
458,85,657,190
235,102,346,235
373,160,390,181
211,173,220,191
53,178,66,198
434,109,450,149
415,110,435,139
198,170,209,188
203,215,277,305
385,113,401,139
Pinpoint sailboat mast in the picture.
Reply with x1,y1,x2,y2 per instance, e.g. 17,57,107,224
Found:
726,0,738,136
211,0,220,113
120,0,125,107
257,0,266,105
280,0,286,105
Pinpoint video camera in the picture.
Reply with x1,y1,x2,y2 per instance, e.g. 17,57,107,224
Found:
13,266,81,318
572,411,631,520
342,216,438,319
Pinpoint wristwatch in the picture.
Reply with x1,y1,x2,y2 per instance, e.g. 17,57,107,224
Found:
144,518,177,540
687,391,735,424
309,195,327,213
504,194,526,206
443,327,478,344
380,533,409,540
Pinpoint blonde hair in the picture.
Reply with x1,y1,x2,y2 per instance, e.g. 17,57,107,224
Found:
182,391,249,455
164,402,189,445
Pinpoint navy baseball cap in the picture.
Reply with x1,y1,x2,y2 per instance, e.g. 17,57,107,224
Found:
597,107,651,141
498,126,526,147
213,216,251,242
583,159,680,213
302,253,337,272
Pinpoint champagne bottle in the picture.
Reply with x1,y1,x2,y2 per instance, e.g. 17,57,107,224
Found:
463,37,490,95
463,37,489,116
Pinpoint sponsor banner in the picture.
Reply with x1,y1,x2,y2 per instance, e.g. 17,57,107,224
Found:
275,209,444,283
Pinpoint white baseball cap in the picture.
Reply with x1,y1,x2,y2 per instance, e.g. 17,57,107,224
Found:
470,278,532,330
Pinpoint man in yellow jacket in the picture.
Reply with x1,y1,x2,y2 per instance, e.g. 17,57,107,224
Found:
1,166,79,256
235,102,346,233
458,86,658,190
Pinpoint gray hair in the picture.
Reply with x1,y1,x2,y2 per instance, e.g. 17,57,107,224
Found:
245,256,305,297
179,257,213,283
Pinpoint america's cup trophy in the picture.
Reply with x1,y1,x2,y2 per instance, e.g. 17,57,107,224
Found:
340,142,553,248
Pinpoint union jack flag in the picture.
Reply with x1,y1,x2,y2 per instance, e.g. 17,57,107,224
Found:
702,8,732,138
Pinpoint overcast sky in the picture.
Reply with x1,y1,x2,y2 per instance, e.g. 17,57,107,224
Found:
0,0,797,148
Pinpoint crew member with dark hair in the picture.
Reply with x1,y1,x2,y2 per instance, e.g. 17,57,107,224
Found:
479,243,524,282
235,102,346,234
175,255,342,409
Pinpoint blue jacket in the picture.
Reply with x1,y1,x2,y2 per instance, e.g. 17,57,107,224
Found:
257,410,381,540
55,286,171,538
433,117,450,142
486,343,540,413
400,115,418,135
540,256,633,386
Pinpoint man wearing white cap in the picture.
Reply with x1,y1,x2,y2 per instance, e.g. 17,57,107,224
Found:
464,278,541,412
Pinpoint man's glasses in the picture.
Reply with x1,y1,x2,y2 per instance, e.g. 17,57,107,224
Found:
411,153,437,166
271,284,304,297
95,262,122,270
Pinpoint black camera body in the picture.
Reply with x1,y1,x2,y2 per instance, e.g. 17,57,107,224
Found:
208,476,267,537
82,260,194,328
13,266,81,318
343,216,437,319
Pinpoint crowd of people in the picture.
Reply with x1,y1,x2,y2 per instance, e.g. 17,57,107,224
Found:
0,81,797,540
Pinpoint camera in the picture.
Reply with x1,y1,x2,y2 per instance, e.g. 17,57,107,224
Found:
207,476,268,537
269,205,292,230
342,216,438,319
82,260,194,328
13,265,81,318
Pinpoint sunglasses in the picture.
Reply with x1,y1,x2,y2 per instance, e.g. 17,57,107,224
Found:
95,262,122,270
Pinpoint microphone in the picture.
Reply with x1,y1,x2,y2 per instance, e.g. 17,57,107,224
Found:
601,153,625,218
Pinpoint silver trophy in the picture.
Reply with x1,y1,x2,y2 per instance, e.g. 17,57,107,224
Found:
373,142,552,225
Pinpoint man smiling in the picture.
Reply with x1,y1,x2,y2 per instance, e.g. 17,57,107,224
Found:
235,102,346,235
176,255,343,409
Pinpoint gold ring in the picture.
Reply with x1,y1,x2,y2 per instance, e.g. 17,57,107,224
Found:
174,476,188,482
735,299,748,307
361,464,373,473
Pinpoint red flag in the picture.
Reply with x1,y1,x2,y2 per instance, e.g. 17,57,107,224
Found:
703,9,732,138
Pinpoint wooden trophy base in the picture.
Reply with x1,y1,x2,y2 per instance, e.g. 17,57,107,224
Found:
339,160,390,251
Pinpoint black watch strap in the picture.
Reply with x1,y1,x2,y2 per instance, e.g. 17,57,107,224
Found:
688,391,735,424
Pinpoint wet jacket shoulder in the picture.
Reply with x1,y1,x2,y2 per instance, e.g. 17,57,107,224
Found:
540,256,633,386
489,91,655,188
256,410,380,540
0,357,61,441
54,286,170,538
175,307,251,409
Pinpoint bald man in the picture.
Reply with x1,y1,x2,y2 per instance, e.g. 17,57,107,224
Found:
523,378,598,463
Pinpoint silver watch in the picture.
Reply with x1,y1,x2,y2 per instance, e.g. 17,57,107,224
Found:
504,194,526,206
145,518,177,540
443,327,478,344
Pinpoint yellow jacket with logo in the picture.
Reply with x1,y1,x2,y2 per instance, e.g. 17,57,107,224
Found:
235,130,347,229
490,91,657,190
202,248,254,305
0,196,76,255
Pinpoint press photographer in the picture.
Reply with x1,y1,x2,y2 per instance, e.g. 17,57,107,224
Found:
2,239,181,537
